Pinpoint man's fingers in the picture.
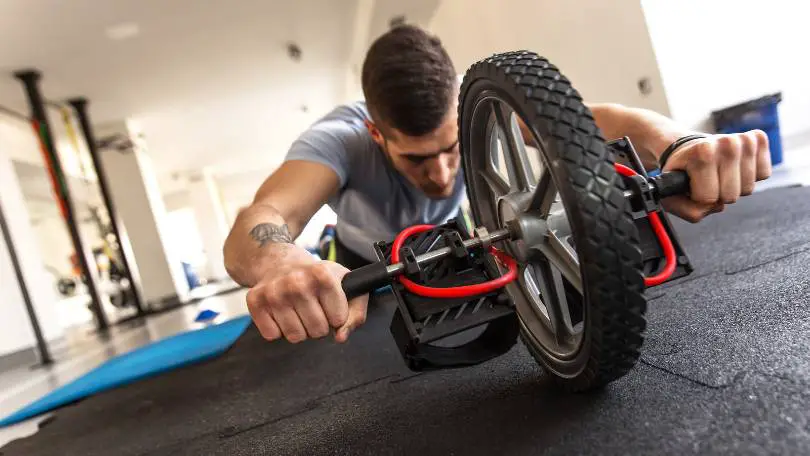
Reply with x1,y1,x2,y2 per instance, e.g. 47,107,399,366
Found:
258,308,282,341
246,287,282,341
313,261,350,328
739,131,758,196
666,140,718,205
663,196,724,223
272,306,308,344
296,299,331,339
717,135,742,203
316,260,368,343
335,295,369,343
753,129,773,181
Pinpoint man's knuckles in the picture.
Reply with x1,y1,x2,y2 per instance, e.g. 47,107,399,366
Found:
310,262,338,288
285,329,307,344
307,321,331,339
277,270,314,298
687,141,717,167
717,135,742,161
740,132,758,157
752,129,769,148
245,287,263,312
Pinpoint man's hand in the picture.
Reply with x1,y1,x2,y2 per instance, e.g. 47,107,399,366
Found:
222,160,368,344
245,245,368,344
661,130,772,222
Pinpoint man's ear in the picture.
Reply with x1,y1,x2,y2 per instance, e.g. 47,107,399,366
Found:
364,119,384,146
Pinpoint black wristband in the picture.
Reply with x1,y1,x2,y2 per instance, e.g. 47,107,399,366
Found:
658,134,708,169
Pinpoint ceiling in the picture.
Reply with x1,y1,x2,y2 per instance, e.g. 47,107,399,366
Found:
0,0,440,199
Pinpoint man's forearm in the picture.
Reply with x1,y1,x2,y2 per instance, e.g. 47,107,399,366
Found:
587,103,702,170
223,203,303,288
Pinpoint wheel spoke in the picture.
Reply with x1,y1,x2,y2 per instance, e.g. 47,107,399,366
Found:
531,229,582,295
532,262,575,341
548,231,582,293
491,101,534,192
521,265,549,320
528,167,557,217
477,168,509,199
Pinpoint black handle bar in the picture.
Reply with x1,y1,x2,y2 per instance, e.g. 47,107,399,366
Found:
341,262,390,300
650,170,690,199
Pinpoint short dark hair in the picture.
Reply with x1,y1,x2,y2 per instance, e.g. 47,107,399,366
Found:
361,25,457,138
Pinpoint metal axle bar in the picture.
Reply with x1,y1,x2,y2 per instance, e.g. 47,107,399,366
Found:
385,228,512,276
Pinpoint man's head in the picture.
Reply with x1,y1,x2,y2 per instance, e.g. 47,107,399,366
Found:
361,25,460,199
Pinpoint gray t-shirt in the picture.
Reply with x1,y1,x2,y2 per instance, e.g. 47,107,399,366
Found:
284,101,466,261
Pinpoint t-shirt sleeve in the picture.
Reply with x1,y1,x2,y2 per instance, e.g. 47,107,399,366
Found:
284,120,355,188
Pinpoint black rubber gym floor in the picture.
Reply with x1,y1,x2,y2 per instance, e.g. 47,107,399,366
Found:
3,184,810,456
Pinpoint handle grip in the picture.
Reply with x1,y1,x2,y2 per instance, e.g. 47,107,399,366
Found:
341,261,391,300
651,170,690,199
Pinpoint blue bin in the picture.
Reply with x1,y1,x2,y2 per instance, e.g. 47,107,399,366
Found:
182,261,200,290
711,92,783,165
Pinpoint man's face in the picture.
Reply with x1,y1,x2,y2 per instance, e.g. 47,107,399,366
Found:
366,108,461,199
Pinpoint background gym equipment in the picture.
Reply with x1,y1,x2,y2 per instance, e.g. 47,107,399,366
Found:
342,50,692,390
68,98,146,317
14,70,109,331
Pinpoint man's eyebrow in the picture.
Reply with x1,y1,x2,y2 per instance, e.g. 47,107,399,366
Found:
402,140,459,160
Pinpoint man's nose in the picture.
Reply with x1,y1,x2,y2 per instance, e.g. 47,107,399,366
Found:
427,155,452,187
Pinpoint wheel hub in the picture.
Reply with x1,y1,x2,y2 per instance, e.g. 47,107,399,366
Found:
497,194,543,263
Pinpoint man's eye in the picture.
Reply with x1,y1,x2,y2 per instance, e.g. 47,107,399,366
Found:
406,156,428,165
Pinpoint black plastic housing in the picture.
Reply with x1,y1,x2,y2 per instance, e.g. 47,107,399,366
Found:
607,137,694,283
373,220,518,371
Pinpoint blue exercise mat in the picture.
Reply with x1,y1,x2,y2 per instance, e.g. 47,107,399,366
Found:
0,315,252,427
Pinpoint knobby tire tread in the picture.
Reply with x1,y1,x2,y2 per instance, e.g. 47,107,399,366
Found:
459,51,647,391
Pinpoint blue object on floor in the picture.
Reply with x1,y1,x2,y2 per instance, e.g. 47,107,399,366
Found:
182,261,200,289
711,92,783,165
194,309,220,322
0,315,252,427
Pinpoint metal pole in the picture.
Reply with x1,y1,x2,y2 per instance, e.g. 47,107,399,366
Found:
13,69,109,331
0,197,53,365
67,97,146,316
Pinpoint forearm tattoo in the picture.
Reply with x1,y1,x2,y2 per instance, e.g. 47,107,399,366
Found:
249,223,292,247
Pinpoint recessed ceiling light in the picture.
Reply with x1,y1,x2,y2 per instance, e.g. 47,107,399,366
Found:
105,23,140,40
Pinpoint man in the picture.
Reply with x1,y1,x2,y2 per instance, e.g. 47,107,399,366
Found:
223,25,771,345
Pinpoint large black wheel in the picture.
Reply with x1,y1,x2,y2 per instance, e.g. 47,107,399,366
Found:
458,51,648,391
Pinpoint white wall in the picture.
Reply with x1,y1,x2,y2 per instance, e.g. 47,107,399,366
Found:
164,207,206,268
0,124,64,356
0,115,42,166
641,0,810,140
186,169,230,280
13,159,105,278
429,0,671,115
163,182,337,257
0,226,45,357
31,216,74,275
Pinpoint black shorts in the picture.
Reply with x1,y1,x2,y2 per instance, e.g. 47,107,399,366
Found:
325,233,372,271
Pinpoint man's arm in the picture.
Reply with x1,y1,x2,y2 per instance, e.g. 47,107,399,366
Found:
586,103,696,169
223,160,340,287
517,103,771,222
585,103,771,221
